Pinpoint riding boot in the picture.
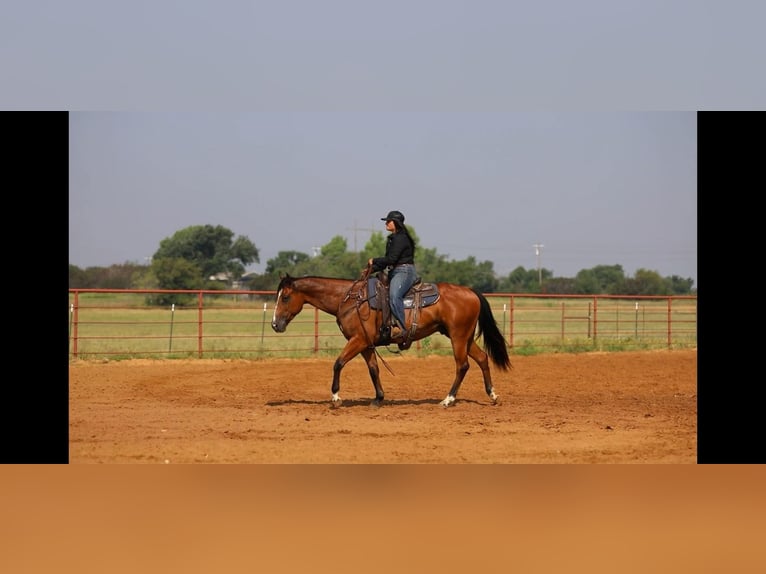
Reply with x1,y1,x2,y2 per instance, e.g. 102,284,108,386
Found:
389,317,407,340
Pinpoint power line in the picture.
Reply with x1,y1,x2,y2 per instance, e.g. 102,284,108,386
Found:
346,219,377,252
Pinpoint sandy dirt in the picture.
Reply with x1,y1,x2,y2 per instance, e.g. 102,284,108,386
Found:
69,349,696,463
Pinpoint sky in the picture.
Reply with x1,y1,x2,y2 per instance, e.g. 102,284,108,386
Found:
68,111,697,285
8,1,764,290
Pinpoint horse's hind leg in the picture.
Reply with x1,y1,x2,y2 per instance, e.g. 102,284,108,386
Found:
361,348,385,407
440,337,471,407
467,339,499,404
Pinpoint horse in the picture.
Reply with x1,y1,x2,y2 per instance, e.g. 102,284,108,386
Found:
270,271,512,408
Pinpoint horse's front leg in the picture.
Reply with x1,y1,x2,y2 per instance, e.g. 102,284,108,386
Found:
330,358,344,407
330,338,370,408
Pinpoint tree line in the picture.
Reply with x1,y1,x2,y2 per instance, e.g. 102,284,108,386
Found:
69,224,697,301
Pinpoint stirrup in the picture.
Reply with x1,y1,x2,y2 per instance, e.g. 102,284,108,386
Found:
378,325,392,345
397,331,413,351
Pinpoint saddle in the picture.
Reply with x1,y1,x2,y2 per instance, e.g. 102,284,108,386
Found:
366,274,440,348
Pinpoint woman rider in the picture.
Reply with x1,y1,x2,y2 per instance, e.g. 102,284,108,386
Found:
368,210,417,344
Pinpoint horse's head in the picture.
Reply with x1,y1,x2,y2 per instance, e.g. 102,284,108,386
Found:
271,274,306,333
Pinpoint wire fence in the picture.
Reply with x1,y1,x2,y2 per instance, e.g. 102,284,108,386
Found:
68,289,697,360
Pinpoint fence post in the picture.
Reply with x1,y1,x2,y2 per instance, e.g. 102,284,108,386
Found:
502,303,507,341
560,301,565,342
667,298,672,349
261,302,267,343
72,293,79,358
592,297,598,342
197,291,204,358
509,296,515,348
169,303,175,353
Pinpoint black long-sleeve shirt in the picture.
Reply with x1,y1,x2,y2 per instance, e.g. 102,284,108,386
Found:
371,230,414,272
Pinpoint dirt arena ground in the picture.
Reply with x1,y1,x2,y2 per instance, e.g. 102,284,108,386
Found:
69,349,697,463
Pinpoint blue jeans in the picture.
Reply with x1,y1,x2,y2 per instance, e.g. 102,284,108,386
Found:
388,264,417,329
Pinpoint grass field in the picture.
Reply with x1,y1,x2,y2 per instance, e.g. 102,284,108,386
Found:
68,291,697,360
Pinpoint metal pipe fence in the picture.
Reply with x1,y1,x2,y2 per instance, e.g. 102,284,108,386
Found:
68,289,697,360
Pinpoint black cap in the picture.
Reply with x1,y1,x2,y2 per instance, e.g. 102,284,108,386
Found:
381,210,405,225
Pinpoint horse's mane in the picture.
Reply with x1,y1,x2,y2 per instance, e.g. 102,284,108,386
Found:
276,274,355,291
276,274,294,291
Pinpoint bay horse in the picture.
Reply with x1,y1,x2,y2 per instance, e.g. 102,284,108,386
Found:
270,270,512,408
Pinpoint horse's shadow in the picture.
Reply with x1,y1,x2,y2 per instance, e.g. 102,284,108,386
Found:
266,397,484,408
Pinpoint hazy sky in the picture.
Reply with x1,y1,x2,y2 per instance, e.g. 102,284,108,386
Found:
69,111,697,284
3,1,764,110
10,1,763,290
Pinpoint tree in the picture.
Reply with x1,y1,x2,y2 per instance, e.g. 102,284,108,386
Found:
497,266,541,293
469,259,498,292
543,277,577,294
574,269,601,294
665,275,695,295
69,264,89,288
150,258,205,305
265,251,310,275
309,235,362,277
623,268,669,295
412,246,449,282
569,265,623,294
320,235,348,260
434,256,497,291
589,264,626,294
69,222,697,296
152,224,259,286
68,262,146,289
360,231,387,266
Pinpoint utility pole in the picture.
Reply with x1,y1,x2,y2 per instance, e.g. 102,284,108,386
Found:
533,243,544,286
346,219,377,252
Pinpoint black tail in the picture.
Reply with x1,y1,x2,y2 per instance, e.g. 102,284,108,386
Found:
472,289,512,371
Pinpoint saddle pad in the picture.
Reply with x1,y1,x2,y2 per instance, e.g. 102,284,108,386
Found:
366,278,440,310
